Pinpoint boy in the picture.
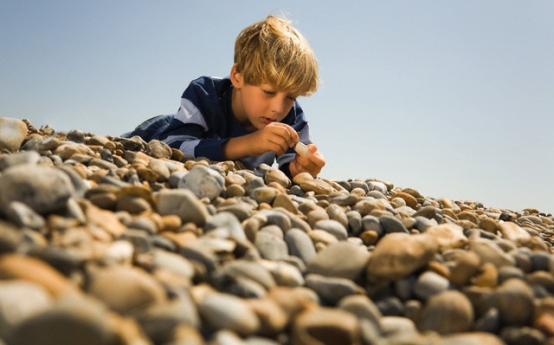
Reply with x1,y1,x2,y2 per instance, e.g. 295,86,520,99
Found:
124,15,325,178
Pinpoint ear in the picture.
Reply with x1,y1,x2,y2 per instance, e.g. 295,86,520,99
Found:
230,64,243,88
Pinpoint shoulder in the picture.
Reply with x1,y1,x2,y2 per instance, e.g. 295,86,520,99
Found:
187,76,232,95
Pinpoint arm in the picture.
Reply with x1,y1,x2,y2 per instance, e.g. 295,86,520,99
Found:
223,122,299,160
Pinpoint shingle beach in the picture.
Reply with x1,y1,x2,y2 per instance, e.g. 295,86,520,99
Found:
0,117,553,345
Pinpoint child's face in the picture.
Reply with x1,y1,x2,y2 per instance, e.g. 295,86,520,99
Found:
230,65,298,131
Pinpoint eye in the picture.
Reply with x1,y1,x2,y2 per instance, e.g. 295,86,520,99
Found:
263,90,276,96
287,95,297,101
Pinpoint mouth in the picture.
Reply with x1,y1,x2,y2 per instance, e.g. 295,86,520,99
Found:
262,117,275,125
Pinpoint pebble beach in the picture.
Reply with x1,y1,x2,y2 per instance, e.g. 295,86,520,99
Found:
1,116,553,345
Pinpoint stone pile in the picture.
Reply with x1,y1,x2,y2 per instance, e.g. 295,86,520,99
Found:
0,116,553,345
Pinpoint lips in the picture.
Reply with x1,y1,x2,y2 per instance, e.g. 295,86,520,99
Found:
262,117,275,125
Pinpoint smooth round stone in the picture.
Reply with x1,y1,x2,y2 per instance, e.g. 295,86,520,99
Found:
414,216,437,232
197,292,260,336
0,118,28,152
264,167,291,189
284,228,316,264
468,238,516,268
217,202,254,222
307,241,370,281
424,223,468,251
379,316,418,338
0,164,75,215
204,212,246,240
0,150,40,171
250,186,277,204
337,295,382,332
212,259,276,293
8,295,117,345
255,228,289,261
257,209,292,231
0,254,77,297
305,274,364,305
0,280,53,339
156,189,208,226
361,215,384,236
116,195,151,214
366,233,439,283
87,265,167,314
379,215,409,234
272,193,298,214
481,278,535,326
4,201,46,230
500,326,546,345
497,221,531,246
153,249,195,280
447,251,481,287
413,271,450,300
313,219,348,240
145,140,172,159
529,251,551,272
438,332,506,345
0,221,24,254
473,307,501,333
497,266,525,285
261,260,304,287
178,165,225,201
346,211,362,235
245,297,288,337
417,290,474,334
148,158,170,182
306,207,329,226
293,172,335,195
326,204,348,229
291,306,360,345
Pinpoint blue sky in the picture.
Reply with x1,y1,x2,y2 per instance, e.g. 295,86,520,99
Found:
1,1,553,213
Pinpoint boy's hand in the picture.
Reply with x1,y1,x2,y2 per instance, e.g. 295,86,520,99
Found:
248,122,299,156
289,144,325,178
223,122,299,160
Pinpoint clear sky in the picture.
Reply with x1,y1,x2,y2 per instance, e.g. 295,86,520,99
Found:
1,1,553,213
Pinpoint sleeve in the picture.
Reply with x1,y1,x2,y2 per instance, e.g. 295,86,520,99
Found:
155,78,229,160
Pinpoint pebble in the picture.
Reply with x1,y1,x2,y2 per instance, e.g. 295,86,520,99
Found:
1,118,553,344
313,219,348,240
0,117,28,152
290,306,360,345
306,241,369,281
197,292,260,336
0,164,75,215
366,233,438,282
416,290,474,334
87,264,167,314
179,165,225,201
284,228,317,264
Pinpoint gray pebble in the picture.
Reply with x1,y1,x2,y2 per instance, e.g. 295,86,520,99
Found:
179,165,225,201
313,219,348,240
284,228,316,264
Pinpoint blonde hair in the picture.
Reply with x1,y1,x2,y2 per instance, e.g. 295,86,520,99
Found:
234,15,319,96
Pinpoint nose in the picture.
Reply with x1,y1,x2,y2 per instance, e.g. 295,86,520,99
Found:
270,95,286,116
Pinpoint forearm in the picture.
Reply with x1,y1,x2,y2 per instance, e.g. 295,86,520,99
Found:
222,135,255,160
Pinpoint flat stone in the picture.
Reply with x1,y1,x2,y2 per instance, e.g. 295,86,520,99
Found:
417,290,474,334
